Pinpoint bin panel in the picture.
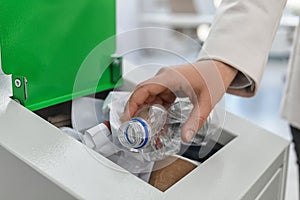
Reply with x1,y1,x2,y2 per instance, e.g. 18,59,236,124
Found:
0,0,120,111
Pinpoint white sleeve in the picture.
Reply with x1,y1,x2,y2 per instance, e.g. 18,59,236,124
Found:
198,0,287,97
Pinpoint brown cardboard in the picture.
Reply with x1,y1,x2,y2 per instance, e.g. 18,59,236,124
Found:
149,156,197,192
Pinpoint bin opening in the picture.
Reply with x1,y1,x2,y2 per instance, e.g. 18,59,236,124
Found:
32,91,236,192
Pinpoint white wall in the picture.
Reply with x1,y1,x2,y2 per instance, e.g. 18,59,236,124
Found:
116,0,140,33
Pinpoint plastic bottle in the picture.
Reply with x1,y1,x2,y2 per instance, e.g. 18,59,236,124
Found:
114,99,213,161
167,99,211,144
114,104,166,161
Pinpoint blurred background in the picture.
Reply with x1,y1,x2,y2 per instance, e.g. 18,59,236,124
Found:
116,0,299,199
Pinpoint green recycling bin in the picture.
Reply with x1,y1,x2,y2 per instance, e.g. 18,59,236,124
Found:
0,0,122,111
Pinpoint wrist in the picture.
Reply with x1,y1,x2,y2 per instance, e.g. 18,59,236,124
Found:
211,60,238,90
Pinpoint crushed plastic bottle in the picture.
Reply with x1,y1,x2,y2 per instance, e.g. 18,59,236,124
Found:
114,98,213,161
167,99,211,145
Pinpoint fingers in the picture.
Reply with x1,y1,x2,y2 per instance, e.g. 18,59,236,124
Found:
122,82,174,121
180,61,230,142
181,96,212,142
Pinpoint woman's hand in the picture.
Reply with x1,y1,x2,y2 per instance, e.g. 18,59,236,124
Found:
122,60,237,142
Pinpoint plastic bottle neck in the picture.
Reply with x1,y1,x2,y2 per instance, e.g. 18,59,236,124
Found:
120,117,151,149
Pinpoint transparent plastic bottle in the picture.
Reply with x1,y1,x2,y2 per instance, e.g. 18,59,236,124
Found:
116,104,170,161
168,99,211,144
115,100,212,161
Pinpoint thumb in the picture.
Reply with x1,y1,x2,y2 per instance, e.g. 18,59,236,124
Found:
181,101,211,143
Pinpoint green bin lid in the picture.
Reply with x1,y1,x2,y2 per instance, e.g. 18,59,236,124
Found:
0,0,121,111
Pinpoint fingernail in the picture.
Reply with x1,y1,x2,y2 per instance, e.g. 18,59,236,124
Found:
185,129,195,142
